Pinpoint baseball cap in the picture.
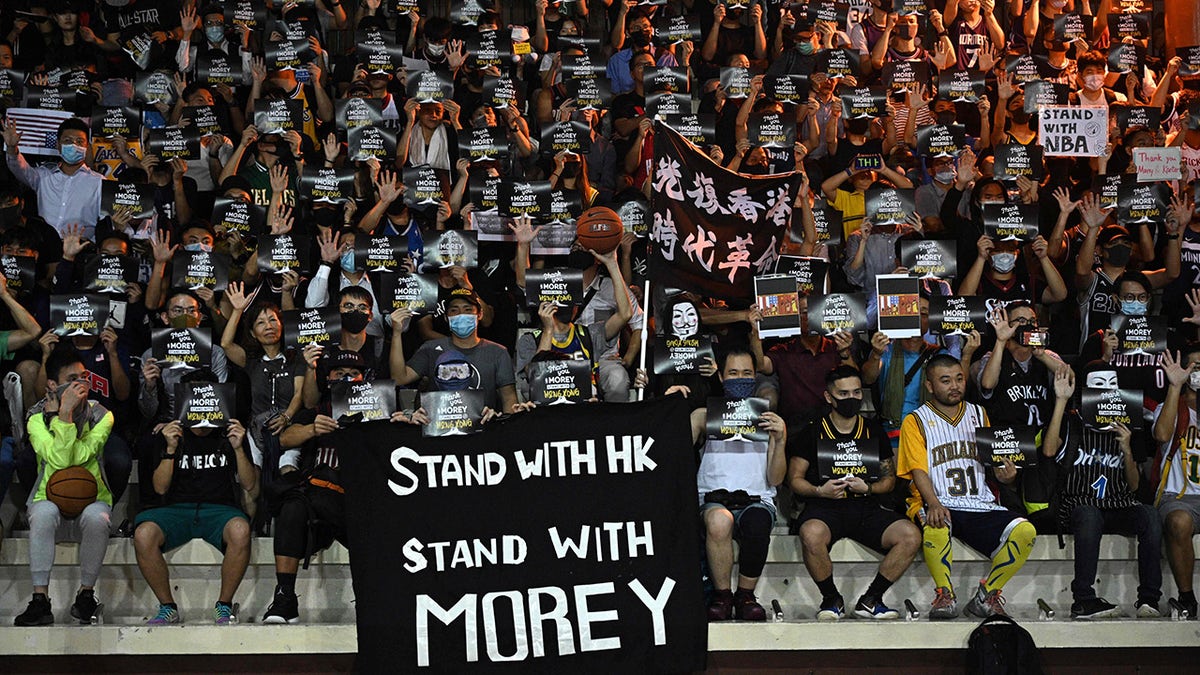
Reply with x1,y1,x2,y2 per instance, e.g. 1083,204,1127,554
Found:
447,287,482,310
1097,225,1132,248
326,348,367,373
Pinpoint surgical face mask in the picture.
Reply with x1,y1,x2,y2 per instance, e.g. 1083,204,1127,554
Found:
205,25,225,43
991,252,1017,273
831,395,862,418
183,242,212,253
1189,370,1200,390
797,41,815,55
60,143,86,164
1106,244,1132,267
1120,299,1148,316
427,42,446,56
340,310,370,334
448,313,477,338
934,167,957,183
1083,74,1105,91
340,249,355,272
722,377,756,400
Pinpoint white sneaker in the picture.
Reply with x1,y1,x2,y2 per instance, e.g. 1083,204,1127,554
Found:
1135,601,1161,618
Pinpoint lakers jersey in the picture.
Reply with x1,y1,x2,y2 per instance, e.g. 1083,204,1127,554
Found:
898,401,1002,518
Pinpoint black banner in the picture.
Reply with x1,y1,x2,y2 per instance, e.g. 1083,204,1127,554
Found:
253,99,305,135
265,37,313,73
332,380,397,422
528,359,593,404
1053,12,1088,42
992,143,1044,183
1006,55,1049,84
421,389,486,436
876,275,922,338
300,166,356,204
753,274,802,338
1117,176,1170,227
349,124,398,162
175,382,234,429
1081,387,1143,430
91,105,140,139
212,197,265,236
402,165,446,216
983,204,1040,242
646,92,689,120
226,0,268,31
50,294,108,337
774,255,828,296
357,28,404,74
817,437,882,481
1093,174,1123,210
900,239,956,279
1107,43,1144,75
354,235,407,274
282,306,341,349
525,268,584,308
839,86,887,119
380,272,439,314
470,29,512,69
928,295,988,336
151,327,213,370
184,105,229,139
916,124,966,159
652,336,715,376
661,114,716,148
337,398,706,673
424,230,479,269
83,254,136,295
705,397,768,442
806,293,869,336
645,67,689,95
864,187,915,227
1111,314,1166,355
975,426,1036,468
0,255,35,298
256,234,312,276
171,250,230,291
1107,12,1150,42
649,123,799,300
101,181,155,219
1114,105,1161,132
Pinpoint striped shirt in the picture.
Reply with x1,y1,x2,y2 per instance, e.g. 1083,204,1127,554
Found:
898,401,1001,518
1056,414,1139,523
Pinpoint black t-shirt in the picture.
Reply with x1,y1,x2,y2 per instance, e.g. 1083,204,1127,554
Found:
789,414,892,504
156,431,241,507
292,403,340,471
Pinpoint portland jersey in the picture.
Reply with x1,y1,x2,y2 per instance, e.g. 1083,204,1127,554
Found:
898,401,1001,518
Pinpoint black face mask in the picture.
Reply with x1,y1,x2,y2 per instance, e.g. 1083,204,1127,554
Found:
1009,108,1031,125
831,396,862,418
341,311,370,334
936,111,957,126
561,163,581,179
313,208,341,230
0,204,20,228
553,305,576,324
630,31,652,48
727,9,744,21
566,248,595,270
1106,244,1132,268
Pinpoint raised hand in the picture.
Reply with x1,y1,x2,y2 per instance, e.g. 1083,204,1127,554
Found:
1053,366,1075,399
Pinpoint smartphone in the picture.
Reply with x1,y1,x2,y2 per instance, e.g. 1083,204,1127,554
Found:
1019,327,1049,348
853,154,883,173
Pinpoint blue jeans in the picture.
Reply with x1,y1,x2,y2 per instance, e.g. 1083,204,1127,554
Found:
1069,503,1162,604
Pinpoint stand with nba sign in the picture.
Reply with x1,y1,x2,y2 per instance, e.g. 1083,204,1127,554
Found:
1039,106,1107,156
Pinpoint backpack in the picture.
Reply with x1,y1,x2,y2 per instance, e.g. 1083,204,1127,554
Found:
966,615,1043,675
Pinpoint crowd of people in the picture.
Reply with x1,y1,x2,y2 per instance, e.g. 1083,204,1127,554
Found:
0,0,1196,632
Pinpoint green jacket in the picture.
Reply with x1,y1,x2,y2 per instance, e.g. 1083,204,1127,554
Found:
26,404,115,505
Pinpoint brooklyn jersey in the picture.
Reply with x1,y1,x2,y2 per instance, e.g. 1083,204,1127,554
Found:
898,401,1002,517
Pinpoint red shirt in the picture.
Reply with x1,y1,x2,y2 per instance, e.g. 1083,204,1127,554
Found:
767,337,841,424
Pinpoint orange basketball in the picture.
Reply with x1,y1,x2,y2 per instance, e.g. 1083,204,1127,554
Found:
575,206,624,254
46,466,98,518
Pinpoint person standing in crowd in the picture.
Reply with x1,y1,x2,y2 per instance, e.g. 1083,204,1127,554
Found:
3,117,101,238
1153,347,1200,620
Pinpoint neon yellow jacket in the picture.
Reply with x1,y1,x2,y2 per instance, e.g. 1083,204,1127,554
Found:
26,405,115,505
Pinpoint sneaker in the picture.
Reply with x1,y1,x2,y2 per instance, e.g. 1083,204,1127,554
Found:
1180,598,1198,620
146,604,181,626
214,601,235,625
706,590,734,622
1135,601,1161,618
732,589,766,621
965,583,1008,619
854,595,900,620
70,590,99,624
929,587,958,620
262,588,301,625
14,593,53,626
1070,597,1121,620
816,596,845,621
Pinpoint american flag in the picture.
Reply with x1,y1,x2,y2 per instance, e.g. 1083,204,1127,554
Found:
4,107,74,156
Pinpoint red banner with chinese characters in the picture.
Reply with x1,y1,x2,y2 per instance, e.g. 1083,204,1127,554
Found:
648,122,801,300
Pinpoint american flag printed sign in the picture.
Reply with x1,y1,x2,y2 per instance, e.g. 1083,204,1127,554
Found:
4,107,74,156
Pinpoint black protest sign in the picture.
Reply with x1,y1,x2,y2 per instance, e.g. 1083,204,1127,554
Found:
1107,43,1144,75
83,254,136,295
1179,45,1200,76
469,29,512,69
337,398,706,673
917,124,966,159
559,52,607,80
133,71,174,106
1023,81,1070,113
197,49,243,86
661,113,716,147
764,74,808,104
0,255,35,298
876,274,922,338
184,105,228,138
646,92,689,120
50,294,107,337
91,106,140,139
424,230,478,268
901,239,956,279
531,220,577,256
644,66,689,94
706,397,769,442
337,97,383,133
401,165,445,213
357,29,404,74
992,143,1045,183
151,327,213,370
253,98,305,134
775,255,828,296
212,197,265,236
226,0,268,30
256,234,312,276
0,68,24,102
1117,176,1170,226
817,437,883,481
171,250,231,292
896,0,926,14
1114,105,1161,132
282,306,342,349
145,126,202,161
1093,174,1123,210
617,194,652,237
540,121,592,156
1052,12,1088,42
1107,12,1150,42
839,86,887,119
565,75,612,110
882,60,928,89
940,69,985,103
719,67,755,99
265,38,312,73
864,186,915,227
983,203,1040,242
381,272,439,314
806,293,869,336
482,75,520,109
654,14,700,44
22,83,76,111
555,34,603,53
811,201,843,246
975,426,1036,468
928,295,988,336
405,70,455,104
546,189,583,226
458,125,509,163
754,274,802,338
499,180,553,220
468,169,502,213
332,380,397,422
805,1,849,27
421,389,486,436
652,336,715,376
450,0,487,25
300,166,356,204
101,181,155,219
528,359,593,405
394,0,420,15
526,268,584,308
1006,54,1047,84
353,236,407,273
1111,315,1166,355
748,112,795,148
174,382,234,429
121,29,156,71
348,124,397,161
1081,387,1142,430
816,48,859,80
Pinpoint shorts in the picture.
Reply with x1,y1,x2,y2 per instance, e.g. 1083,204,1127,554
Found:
800,499,905,554
1159,494,1200,532
919,508,1027,559
700,499,778,530
134,503,248,553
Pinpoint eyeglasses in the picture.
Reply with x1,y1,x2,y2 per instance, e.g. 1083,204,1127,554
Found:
1008,317,1036,327
169,306,200,317
1119,293,1150,303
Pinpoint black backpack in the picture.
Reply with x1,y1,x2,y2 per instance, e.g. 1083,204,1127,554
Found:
966,616,1043,675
